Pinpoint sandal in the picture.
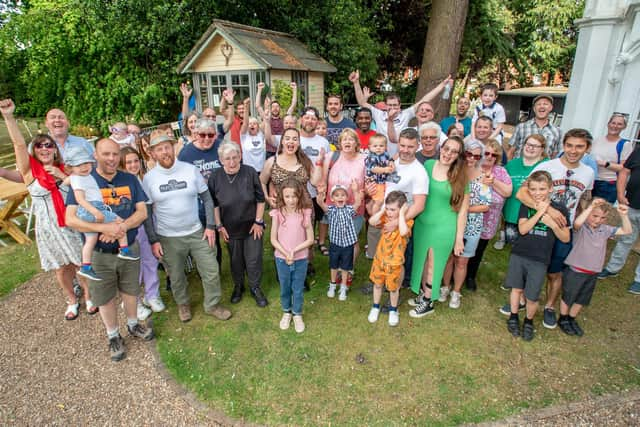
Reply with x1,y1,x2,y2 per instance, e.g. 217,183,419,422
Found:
319,244,329,256
65,303,80,321
86,300,99,315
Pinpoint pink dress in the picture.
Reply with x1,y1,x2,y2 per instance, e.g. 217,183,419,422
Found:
269,208,312,260
324,153,366,216
480,165,512,240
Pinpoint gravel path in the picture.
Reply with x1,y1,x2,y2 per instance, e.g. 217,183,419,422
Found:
0,272,230,426
1,272,638,426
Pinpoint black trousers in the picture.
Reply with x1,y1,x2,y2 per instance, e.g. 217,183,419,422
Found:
466,238,489,281
226,234,263,290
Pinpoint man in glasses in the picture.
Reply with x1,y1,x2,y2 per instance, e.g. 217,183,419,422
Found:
178,117,227,267
415,122,442,164
350,69,452,156
516,128,594,329
65,138,152,361
508,94,562,160
45,107,95,160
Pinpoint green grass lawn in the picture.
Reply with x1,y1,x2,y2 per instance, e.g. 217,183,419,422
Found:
151,223,640,426
0,243,40,297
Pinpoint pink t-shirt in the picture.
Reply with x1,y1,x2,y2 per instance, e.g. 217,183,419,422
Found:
269,208,312,260
480,165,512,240
325,153,366,216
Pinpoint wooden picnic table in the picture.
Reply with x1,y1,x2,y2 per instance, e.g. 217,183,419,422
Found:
0,178,31,244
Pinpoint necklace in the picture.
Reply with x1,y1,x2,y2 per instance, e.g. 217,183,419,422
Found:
224,170,239,184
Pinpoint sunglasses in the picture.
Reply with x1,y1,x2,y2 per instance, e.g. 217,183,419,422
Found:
484,152,500,160
465,151,482,160
198,133,216,138
34,142,56,149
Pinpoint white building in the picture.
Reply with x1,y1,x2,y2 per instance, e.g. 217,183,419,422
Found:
563,0,640,142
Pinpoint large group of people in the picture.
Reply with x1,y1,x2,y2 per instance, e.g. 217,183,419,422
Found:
1,71,638,361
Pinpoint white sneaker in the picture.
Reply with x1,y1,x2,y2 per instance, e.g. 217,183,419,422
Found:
137,302,152,321
368,307,380,323
388,310,399,327
338,284,348,301
144,296,166,312
438,286,450,303
449,291,461,309
327,283,336,298
493,231,506,250
293,315,305,333
279,312,292,330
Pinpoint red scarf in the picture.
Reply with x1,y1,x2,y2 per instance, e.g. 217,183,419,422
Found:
29,156,67,227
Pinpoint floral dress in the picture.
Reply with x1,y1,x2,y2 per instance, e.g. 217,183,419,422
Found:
464,175,492,238
28,180,82,271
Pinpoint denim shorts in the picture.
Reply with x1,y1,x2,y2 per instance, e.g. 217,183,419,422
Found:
548,236,573,274
77,201,118,224
329,243,354,271
461,233,481,258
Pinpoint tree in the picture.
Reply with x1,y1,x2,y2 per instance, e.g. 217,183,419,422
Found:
416,0,469,118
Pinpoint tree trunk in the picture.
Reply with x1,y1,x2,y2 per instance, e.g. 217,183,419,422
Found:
415,0,469,121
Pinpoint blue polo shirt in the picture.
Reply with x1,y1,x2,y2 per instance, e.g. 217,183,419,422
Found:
66,170,147,252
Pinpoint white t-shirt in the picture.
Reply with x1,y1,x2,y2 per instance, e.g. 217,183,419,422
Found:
300,134,331,198
591,136,634,181
240,131,266,172
471,102,506,143
142,160,208,237
385,158,429,205
532,158,594,224
69,174,102,203
371,107,416,156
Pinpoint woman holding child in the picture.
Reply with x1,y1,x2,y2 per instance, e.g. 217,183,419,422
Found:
409,136,469,318
321,128,366,267
0,99,90,320
465,138,512,291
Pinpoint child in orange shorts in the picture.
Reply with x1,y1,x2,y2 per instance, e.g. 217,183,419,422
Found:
367,191,413,326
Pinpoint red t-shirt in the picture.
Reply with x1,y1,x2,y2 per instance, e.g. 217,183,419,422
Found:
230,116,243,145
356,129,376,151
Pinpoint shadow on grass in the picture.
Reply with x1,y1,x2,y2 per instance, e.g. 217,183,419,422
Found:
152,222,640,426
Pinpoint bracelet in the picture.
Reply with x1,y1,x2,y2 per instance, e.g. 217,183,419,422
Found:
254,219,266,228
214,224,222,230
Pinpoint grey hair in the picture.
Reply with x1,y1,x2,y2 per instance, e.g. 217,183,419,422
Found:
464,139,485,164
194,118,217,131
218,141,241,159
418,121,442,135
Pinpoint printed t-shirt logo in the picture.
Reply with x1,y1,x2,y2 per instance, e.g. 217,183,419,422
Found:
159,179,188,192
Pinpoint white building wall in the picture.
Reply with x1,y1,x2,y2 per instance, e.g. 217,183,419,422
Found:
563,0,640,142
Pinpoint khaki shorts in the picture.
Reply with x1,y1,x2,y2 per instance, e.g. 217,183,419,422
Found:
369,259,404,292
89,242,141,306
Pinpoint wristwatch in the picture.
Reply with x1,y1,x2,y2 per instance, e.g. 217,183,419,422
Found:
254,219,266,228
605,161,611,168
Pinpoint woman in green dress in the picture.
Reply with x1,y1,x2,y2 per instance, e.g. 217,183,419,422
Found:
409,136,469,318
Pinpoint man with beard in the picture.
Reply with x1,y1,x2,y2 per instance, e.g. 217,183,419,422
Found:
508,95,562,159
440,97,472,137
143,131,231,323
325,94,356,147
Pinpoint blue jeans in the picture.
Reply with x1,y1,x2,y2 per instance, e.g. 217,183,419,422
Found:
275,258,307,315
